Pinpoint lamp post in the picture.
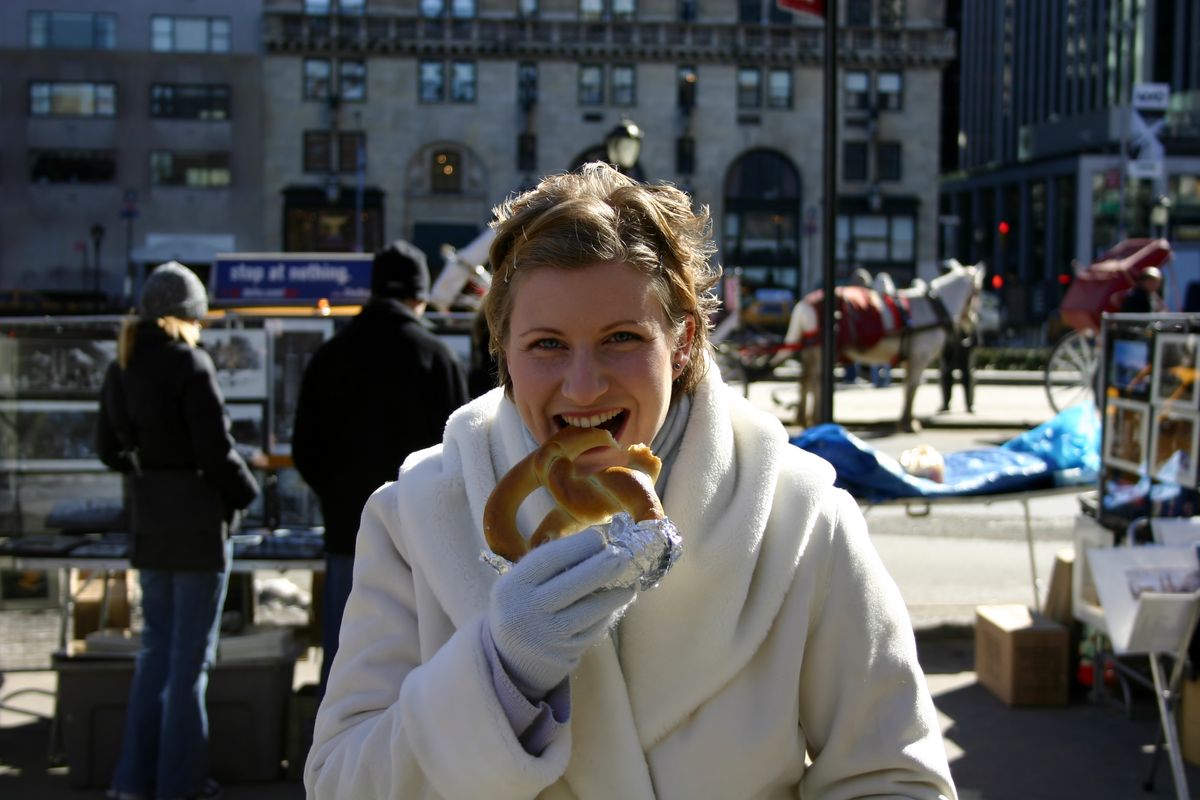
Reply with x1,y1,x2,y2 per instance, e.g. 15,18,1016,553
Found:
89,223,106,302
1150,195,1172,240
604,117,643,173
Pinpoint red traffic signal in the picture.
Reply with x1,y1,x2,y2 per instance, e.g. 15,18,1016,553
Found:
991,274,1004,290
997,220,1011,236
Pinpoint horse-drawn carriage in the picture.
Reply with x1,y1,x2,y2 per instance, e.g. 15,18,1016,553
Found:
1045,238,1173,412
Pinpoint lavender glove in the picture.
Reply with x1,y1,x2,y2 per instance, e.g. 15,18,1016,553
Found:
487,528,635,698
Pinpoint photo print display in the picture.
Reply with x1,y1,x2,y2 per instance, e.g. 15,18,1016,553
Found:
0,400,103,470
1150,407,1199,487
1153,333,1200,408
202,327,269,400
0,337,117,398
1104,398,1150,474
1100,465,1151,523
266,319,333,452
1108,336,1153,400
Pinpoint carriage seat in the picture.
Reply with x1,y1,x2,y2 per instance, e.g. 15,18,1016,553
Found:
800,286,909,354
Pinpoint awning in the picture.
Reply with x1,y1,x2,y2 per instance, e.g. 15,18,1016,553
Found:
130,233,236,264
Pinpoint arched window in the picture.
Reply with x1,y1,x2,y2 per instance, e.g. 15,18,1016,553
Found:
723,149,802,295
431,149,461,193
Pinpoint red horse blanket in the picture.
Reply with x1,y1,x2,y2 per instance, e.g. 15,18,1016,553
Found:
800,286,908,353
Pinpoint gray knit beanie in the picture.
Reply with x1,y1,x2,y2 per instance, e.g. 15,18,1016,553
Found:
140,261,208,320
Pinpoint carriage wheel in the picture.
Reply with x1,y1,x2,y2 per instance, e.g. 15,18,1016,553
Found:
1044,330,1098,413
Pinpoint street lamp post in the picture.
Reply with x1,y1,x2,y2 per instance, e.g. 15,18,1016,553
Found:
89,223,106,303
604,117,643,173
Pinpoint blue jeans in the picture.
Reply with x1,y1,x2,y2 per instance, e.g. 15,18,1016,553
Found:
111,541,231,799
320,553,355,698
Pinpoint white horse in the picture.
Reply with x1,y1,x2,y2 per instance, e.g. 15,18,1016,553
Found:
782,260,985,432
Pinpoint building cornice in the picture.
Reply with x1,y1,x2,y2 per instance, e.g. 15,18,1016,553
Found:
263,14,955,68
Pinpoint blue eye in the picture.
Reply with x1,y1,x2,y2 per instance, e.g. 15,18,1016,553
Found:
532,338,563,350
609,331,641,343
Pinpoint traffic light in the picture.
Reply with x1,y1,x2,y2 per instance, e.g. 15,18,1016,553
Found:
997,220,1011,237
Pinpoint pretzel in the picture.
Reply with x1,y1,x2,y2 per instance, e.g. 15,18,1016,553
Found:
483,426,664,562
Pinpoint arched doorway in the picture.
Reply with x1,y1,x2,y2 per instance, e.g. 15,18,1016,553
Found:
722,149,802,299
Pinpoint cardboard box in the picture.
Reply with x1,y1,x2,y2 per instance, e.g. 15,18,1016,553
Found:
71,570,130,639
1041,548,1075,626
975,604,1069,706
54,647,297,787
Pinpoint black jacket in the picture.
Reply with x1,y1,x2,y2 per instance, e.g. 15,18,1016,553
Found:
96,322,260,569
291,299,469,555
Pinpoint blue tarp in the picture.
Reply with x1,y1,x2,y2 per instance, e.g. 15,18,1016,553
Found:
790,403,1101,502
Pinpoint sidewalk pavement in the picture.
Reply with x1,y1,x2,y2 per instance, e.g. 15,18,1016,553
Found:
5,373,1198,799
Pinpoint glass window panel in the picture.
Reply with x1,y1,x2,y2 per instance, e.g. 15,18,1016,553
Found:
49,84,94,116
151,17,172,51
431,150,461,192
47,12,94,48
518,62,538,107
878,141,902,181
451,0,476,18
96,15,116,49
578,64,603,105
174,18,209,52
210,18,231,52
28,12,48,47
836,215,850,259
451,61,476,102
853,215,888,238
305,59,332,99
877,72,902,92
340,60,366,101
340,0,366,15
30,149,116,183
304,0,332,13
304,131,331,172
612,0,636,20
845,71,869,92
737,68,760,108
847,0,872,26
95,84,116,116
766,69,791,109
420,0,444,17
520,0,539,15
843,141,868,181
737,0,760,23
890,215,915,260
419,61,444,102
339,132,365,174
877,71,903,109
611,65,635,106
580,0,604,21
29,83,50,115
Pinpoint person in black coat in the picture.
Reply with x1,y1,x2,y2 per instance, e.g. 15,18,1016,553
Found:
96,261,260,800
1120,266,1166,313
291,239,469,694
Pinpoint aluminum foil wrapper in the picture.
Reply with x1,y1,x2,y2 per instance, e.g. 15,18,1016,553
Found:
480,512,682,592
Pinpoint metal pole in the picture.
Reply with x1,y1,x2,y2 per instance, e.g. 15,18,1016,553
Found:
820,3,839,423
355,136,365,253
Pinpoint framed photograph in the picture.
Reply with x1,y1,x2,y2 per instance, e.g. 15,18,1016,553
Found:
1152,333,1200,408
0,567,60,610
265,318,334,452
1099,465,1151,530
0,400,104,471
227,402,267,462
202,327,269,400
1150,407,1199,486
1107,336,1153,400
0,336,117,398
1104,398,1149,473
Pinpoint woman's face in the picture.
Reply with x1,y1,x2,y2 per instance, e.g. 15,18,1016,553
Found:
505,261,693,472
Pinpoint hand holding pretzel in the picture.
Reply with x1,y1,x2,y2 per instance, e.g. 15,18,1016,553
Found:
483,426,664,562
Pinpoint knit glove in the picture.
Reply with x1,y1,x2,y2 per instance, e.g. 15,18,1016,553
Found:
488,528,636,698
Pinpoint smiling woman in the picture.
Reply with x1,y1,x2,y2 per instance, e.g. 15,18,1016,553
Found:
304,162,959,800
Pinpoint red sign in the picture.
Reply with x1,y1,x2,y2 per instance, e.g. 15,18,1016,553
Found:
778,0,825,15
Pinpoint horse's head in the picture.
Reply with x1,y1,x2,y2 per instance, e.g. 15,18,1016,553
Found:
933,259,985,329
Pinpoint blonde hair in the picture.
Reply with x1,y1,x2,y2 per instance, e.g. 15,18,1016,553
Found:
483,162,720,397
117,315,201,368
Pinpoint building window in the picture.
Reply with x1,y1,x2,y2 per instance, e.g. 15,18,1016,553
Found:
520,0,539,16
450,61,476,102
28,11,115,50
305,59,332,100
736,68,761,108
579,64,604,106
518,62,538,108
420,0,443,16
431,150,461,193
518,132,537,172
611,65,636,106
150,151,231,187
837,213,916,264
419,61,444,102
29,82,116,117
150,84,230,120
766,68,791,109
305,0,332,12
877,71,903,110
738,0,789,23
340,132,366,174
679,0,696,22
877,141,902,181
451,0,477,17
304,131,332,173
844,71,869,110
843,142,868,181
29,149,115,183
580,0,634,21
678,65,697,112
339,0,366,14
150,16,231,53
580,0,604,22
612,0,635,20
879,0,905,28
339,60,366,101
846,0,872,26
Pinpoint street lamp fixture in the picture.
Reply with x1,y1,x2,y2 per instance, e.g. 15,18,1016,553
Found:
324,173,341,205
1150,195,1172,239
605,117,643,171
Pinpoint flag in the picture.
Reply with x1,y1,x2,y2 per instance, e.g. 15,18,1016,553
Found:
778,0,825,16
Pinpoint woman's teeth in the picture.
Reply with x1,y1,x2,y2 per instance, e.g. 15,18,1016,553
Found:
562,410,621,428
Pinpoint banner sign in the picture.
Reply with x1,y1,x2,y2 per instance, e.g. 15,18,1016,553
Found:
211,253,373,303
